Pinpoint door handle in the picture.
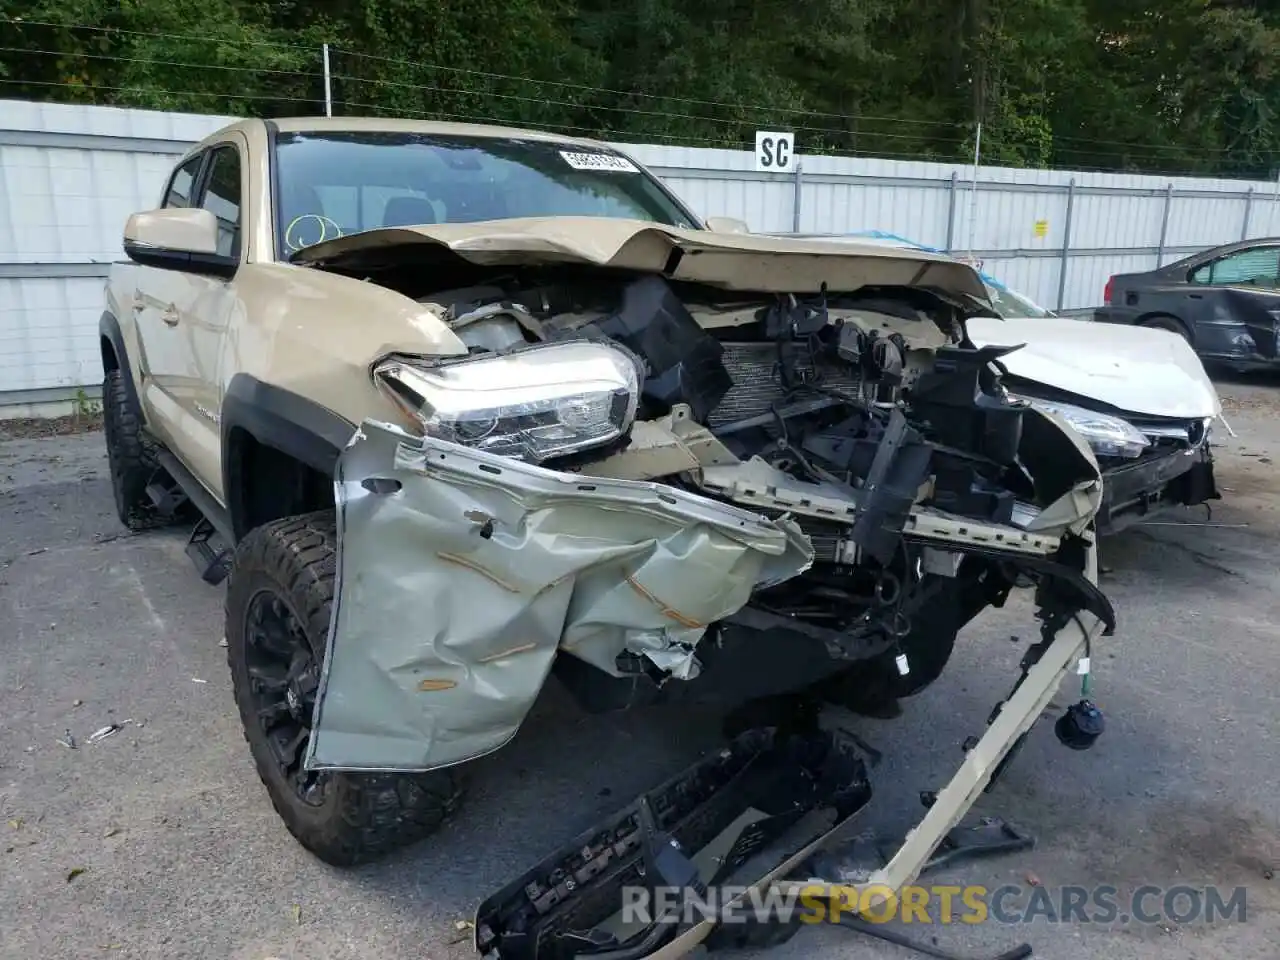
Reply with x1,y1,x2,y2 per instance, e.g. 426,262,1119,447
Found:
161,304,180,326
131,291,145,313
1188,293,1204,299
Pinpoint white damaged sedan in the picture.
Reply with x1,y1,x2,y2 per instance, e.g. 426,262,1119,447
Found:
798,233,1222,534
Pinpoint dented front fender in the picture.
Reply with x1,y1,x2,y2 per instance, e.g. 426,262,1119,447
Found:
304,420,814,773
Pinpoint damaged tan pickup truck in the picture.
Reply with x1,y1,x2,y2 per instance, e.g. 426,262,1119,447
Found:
101,117,1115,949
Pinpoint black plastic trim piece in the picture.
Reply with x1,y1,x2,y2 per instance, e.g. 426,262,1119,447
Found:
931,539,1116,636
156,449,235,544
98,311,141,414
220,374,356,538
189,145,217,207
122,241,239,279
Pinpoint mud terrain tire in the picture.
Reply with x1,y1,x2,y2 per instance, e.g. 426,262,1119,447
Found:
225,511,462,866
102,368,170,531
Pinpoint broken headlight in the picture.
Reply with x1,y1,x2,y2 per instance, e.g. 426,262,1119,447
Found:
1012,395,1149,459
373,341,641,464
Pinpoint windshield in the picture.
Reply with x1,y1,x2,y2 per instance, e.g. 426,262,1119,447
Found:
983,280,1053,319
273,131,700,255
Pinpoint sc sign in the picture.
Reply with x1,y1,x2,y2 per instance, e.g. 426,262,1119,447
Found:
755,131,795,173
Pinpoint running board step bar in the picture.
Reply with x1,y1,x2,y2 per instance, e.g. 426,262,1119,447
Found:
185,517,232,585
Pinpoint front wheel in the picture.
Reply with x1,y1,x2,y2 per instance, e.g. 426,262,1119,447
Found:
224,510,463,866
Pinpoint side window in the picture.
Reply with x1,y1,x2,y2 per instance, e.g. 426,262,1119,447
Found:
162,155,204,208
200,146,243,259
1191,247,1280,287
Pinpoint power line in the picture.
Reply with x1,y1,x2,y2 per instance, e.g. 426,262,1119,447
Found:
332,46,963,130
332,98,746,148
2,46,963,147
0,77,323,107
1,17,962,130
331,44,1280,159
0,45,320,79
0,16,316,53
332,73,969,145
328,98,1007,164
1054,132,1237,156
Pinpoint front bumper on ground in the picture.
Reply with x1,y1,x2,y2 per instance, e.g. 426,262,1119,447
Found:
473,553,1107,960
1096,442,1218,535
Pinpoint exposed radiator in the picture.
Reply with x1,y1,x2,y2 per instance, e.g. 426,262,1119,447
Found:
709,342,864,429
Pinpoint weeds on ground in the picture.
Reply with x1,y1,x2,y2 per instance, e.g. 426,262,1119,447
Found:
0,389,106,441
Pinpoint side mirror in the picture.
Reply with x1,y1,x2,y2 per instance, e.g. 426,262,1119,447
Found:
705,216,750,234
123,208,237,279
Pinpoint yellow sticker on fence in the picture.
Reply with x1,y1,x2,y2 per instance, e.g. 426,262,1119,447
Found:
1033,219,1049,238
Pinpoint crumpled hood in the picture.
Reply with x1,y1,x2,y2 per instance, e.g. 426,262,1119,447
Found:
967,315,1222,419
291,217,991,300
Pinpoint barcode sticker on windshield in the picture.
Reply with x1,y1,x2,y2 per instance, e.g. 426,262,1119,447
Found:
559,150,639,173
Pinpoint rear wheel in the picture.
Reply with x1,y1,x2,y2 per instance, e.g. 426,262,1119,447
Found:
225,510,463,866
102,368,170,531
1140,315,1191,342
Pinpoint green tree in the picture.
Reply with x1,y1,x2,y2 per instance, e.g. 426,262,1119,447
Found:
3,0,1280,176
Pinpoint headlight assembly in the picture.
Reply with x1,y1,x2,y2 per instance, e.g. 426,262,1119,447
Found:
374,341,642,464
1012,395,1149,459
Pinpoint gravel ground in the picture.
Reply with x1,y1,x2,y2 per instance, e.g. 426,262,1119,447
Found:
2,382,1280,960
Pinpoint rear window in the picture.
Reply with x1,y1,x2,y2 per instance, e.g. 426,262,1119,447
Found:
1190,247,1280,287
272,131,699,254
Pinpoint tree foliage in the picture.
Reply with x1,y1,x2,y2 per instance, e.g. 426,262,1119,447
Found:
3,0,1280,176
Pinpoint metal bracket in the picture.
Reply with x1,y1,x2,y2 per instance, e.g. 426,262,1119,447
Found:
806,816,1035,886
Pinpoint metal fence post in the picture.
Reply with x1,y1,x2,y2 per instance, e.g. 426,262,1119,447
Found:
792,162,803,232
322,43,333,117
945,171,958,251
966,123,982,256
1156,183,1173,267
1241,187,1255,240
1056,178,1076,312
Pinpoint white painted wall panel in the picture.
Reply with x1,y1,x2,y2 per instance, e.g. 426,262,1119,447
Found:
0,144,185,263
4,99,1279,400
1164,195,1250,250
0,277,108,393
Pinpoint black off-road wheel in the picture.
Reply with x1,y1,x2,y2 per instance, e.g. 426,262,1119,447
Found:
225,510,463,867
102,368,170,531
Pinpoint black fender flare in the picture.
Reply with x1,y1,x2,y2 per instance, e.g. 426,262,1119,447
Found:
98,311,142,415
220,374,357,541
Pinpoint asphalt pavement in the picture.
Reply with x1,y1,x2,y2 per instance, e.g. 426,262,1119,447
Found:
2,381,1279,960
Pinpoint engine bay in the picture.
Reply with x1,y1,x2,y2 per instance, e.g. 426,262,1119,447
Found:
360,264,1103,691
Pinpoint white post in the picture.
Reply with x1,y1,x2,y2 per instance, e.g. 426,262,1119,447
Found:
322,43,333,117
1270,166,1280,235
967,121,982,257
